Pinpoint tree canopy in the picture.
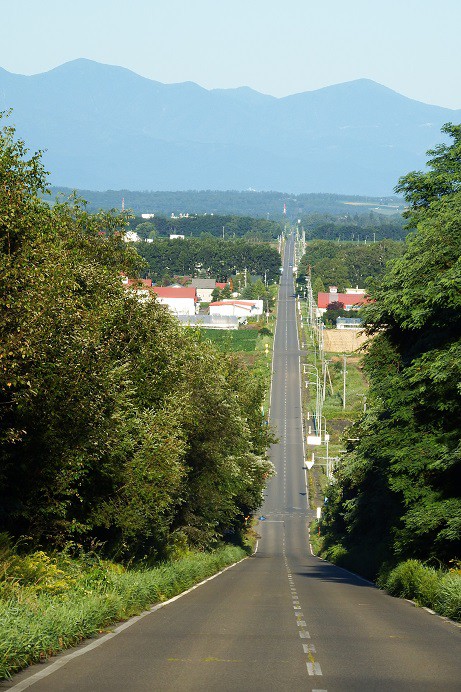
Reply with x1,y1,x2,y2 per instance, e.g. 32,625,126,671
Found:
320,125,461,578
298,239,405,292
138,236,281,283
395,123,461,221
0,115,273,560
300,211,407,242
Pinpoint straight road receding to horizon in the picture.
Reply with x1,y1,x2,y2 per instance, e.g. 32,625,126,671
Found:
4,235,460,691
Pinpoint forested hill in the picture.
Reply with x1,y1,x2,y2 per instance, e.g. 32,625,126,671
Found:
49,188,404,219
2,58,460,194
130,214,283,241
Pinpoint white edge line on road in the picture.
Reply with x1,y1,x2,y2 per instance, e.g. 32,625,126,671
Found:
6,554,251,691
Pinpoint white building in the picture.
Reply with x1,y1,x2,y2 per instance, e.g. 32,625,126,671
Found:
209,300,263,318
152,286,198,316
123,230,141,242
190,279,218,303
176,315,239,330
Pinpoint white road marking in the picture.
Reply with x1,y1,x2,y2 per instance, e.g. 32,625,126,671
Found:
299,630,311,638
307,662,323,676
297,620,307,627
303,644,316,653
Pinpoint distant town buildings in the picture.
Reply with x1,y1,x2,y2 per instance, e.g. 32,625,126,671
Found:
176,315,239,330
209,300,263,319
190,279,219,303
151,286,198,316
317,286,369,316
336,317,363,329
123,230,142,242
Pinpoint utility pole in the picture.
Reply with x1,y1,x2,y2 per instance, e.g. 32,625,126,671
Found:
343,354,347,410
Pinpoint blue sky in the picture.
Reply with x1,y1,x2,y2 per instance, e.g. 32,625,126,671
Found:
2,0,460,109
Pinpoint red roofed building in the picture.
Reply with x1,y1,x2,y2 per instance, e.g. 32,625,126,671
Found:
152,286,198,316
317,287,369,315
122,276,198,315
124,277,153,288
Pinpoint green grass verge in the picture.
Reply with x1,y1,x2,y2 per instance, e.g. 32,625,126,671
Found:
0,545,246,680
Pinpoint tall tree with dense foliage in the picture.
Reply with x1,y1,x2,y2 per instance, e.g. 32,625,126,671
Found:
320,125,461,577
0,116,273,559
298,239,404,292
138,236,281,283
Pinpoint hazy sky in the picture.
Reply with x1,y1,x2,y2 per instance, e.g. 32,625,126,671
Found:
1,0,460,109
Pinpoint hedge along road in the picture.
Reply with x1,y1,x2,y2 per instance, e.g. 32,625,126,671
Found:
4,236,460,692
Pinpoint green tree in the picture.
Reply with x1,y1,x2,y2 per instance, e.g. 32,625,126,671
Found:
320,125,461,577
134,221,157,239
0,116,274,558
395,123,461,221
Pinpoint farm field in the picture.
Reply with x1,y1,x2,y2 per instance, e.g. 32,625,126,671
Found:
200,328,259,352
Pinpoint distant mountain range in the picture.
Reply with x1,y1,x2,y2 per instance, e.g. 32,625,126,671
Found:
1,59,459,195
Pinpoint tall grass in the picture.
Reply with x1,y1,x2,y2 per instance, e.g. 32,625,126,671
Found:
0,545,246,680
378,559,461,620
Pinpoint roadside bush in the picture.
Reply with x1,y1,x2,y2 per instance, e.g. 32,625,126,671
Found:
322,543,348,565
382,560,441,607
435,571,461,620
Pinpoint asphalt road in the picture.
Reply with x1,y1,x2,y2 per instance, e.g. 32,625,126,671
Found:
5,236,460,691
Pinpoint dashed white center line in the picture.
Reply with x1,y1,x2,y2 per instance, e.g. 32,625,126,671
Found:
281,253,326,686
307,662,323,676
303,643,316,653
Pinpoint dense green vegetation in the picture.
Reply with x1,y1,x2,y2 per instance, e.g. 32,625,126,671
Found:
49,187,404,219
319,124,461,582
377,559,461,620
300,211,407,242
131,214,283,241
138,236,281,283
0,539,247,679
297,239,405,292
0,116,274,561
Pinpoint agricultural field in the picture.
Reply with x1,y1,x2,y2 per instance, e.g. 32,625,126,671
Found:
200,328,260,352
